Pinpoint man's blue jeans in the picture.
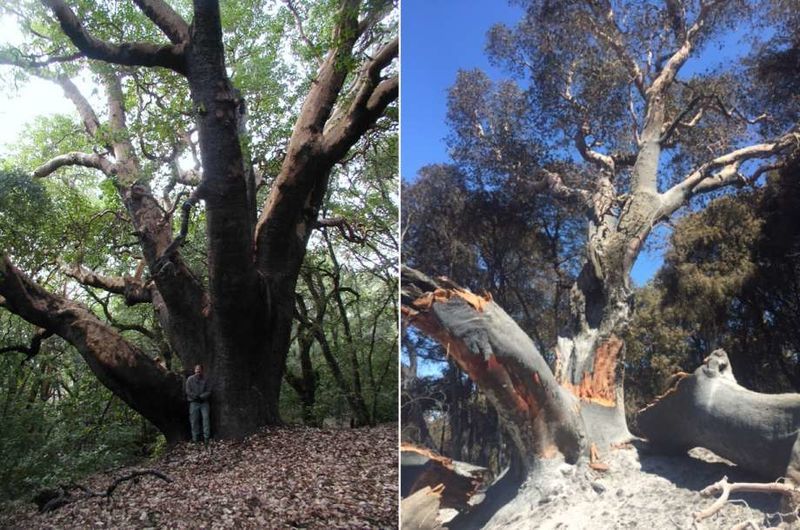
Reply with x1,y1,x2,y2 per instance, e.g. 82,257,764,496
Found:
189,401,210,442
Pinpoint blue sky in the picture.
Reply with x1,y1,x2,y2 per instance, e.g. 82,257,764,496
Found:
400,1,753,286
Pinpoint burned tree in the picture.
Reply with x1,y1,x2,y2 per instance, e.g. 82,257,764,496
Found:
0,0,397,441
402,0,800,480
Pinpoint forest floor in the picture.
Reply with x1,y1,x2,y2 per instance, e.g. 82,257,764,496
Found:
0,423,397,529
453,442,793,529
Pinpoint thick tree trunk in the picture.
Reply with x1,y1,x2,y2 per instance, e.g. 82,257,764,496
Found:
12,0,397,444
637,349,800,482
183,0,276,438
553,259,633,449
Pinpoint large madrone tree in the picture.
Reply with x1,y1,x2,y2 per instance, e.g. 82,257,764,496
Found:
0,0,397,441
402,0,800,484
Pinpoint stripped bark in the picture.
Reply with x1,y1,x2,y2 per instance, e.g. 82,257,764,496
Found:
402,267,587,472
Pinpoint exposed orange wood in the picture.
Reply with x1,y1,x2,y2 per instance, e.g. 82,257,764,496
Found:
401,443,455,469
411,287,492,313
561,336,623,407
401,444,485,510
636,370,691,415
589,442,610,471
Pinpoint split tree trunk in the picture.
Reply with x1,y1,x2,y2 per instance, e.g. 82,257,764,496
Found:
401,267,588,473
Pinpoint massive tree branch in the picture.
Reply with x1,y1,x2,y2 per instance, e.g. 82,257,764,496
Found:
131,0,190,45
401,266,586,470
292,0,361,135
0,255,187,440
42,0,187,74
661,130,800,213
637,349,800,481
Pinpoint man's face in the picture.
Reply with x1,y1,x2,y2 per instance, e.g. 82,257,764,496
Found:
195,365,202,376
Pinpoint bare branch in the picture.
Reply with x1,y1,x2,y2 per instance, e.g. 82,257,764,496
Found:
575,122,616,174
283,0,321,64
695,476,798,522
42,0,187,74
54,76,101,138
84,289,155,339
0,49,84,68
315,216,369,244
64,264,152,305
660,95,710,144
33,152,113,178
541,168,592,204
0,327,53,363
131,0,190,44
661,130,800,212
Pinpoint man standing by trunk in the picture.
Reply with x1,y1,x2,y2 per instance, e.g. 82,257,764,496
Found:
185,364,212,446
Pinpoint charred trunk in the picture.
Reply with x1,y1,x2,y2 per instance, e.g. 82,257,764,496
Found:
638,349,800,482
401,267,587,473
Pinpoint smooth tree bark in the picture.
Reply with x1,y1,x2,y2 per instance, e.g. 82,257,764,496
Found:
0,0,397,441
638,349,800,482
403,0,799,475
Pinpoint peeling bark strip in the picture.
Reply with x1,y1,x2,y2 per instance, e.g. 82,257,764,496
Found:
637,349,800,481
402,267,587,470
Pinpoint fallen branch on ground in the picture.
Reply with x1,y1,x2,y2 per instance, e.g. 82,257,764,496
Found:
37,470,173,512
694,476,798,522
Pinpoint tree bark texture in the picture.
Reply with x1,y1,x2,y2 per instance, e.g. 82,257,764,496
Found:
637,349,800,482
402,267,590,473
0,0,397,441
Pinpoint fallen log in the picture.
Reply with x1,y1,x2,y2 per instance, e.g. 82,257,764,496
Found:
637,349,800,482
401,485,445,530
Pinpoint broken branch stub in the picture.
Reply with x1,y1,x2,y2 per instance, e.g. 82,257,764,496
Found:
401,443,489,511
